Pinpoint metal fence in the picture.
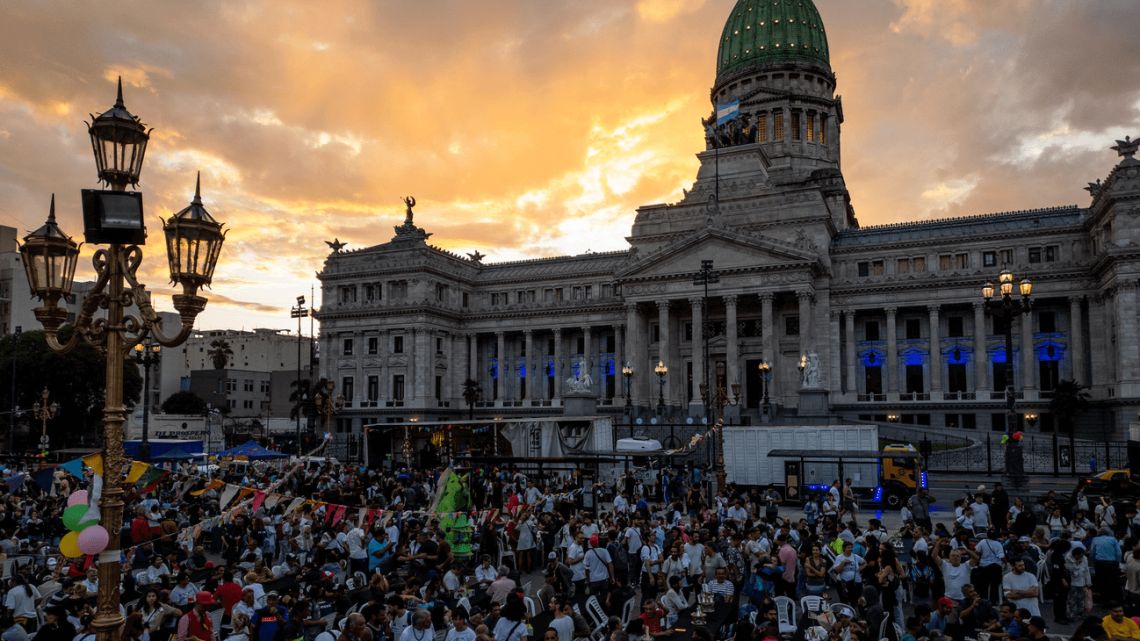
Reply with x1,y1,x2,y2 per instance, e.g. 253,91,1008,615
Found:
923,433,1128,476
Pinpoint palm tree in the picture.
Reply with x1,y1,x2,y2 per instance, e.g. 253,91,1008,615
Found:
462,378,481,420
289,378,315,422
1049,379,1091,474
207,339,233,370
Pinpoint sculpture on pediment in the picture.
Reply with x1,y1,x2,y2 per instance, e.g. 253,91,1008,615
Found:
325,238,347,253
1113,135,1138,160
800,352,822,389
565,360,593,393
1085,179,1103,197
467,250,485,263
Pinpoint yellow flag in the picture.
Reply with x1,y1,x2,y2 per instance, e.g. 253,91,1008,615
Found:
127,461,149,484
83,453,103,476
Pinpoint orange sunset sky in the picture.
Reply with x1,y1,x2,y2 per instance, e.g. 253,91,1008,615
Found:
1,0,1138,333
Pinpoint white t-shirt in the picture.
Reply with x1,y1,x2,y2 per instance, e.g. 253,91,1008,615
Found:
401,625,436,641
445,627,477,641
347,528,367,560
1002,571,1041,616
4,586,39,618
567,543,586,581
972,502,991,529
584,547,612,582
941,561,971,600
549,616,575,641
492,618,527,641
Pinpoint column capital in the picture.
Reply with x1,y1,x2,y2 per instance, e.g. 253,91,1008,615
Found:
723,294,738,306
759,292,775,303
1069,295,1085,305
657,299,671,310
973,301,986,310
927,304,940,315
830,309,840,321
688,297,704,308
553,327,562,336
884,306,898,316
1120,280,1139,292
581,325,591,333
796,289,814,301
844,308,857,317
523,329,533,337
494,330,504,337
625,301,639,312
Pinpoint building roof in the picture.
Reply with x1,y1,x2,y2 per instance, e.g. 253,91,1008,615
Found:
833,205,1084,248
717,0,831,81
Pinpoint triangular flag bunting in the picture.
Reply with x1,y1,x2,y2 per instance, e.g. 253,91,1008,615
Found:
126,461,149,484
191,479,225,496
82,453,103,476
285,497,305,515
60,458,84,479
331,505,347,526
251,491,267,514
264,493,282,511
219,484,240,510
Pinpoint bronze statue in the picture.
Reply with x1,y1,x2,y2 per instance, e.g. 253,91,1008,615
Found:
403,196,416,225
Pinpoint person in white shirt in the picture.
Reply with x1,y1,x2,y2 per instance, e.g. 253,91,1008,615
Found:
399,609,435,641
1002,559,1041,616
933,543,974,602
547,597,575,641
972,497,991,531
566,532,587,593
583,542,614,592
660,576,688,628
640,540,664,598
661,544,692,587
347,526,368,574
445,607,477,641
613,494,629,515
830,541,864,605
168,574,198,607
143,556,171,586
474,555,498,586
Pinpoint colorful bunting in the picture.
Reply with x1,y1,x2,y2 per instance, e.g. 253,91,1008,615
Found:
82,453,103,476
60,459,84,479
127,461,149,484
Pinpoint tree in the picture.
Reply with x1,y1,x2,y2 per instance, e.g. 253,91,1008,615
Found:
462,378,481,420
1049,379,1091,474
0,329,141,450
289,378,315,422
207,339,233,370
161,391,208,415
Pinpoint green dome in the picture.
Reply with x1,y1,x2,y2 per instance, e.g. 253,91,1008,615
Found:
716,0,831,81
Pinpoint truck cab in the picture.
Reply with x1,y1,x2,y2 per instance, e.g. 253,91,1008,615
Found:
880,444,924,508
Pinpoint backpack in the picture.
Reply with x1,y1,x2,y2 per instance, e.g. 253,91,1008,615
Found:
608,541,629,577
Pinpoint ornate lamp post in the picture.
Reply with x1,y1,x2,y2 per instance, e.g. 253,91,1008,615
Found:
132,340,161,460
758,359,772,419
621,364,633,438
313,379,345,454
32,387,59,455
982,270,1032,484
18,81,225,641
290,295,308,453
654,360,667,417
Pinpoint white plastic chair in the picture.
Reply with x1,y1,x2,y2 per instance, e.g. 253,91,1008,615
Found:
209,610,223,636
498,536,517,571
620,597,637,626
774,595,797,635
800,595,825,614
458,596,472,614
585,596,608,634
524,596,538,619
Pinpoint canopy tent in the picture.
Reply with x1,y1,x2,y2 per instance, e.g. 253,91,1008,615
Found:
214,440,289,460
150,447,199,461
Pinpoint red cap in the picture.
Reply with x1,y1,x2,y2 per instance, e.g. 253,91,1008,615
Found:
195,591,215,606
937,596,956,608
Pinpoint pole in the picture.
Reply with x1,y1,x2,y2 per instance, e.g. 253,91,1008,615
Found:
297,313,302,452
141,356,152,461
8,326,19,454
1052,428,1059,476
92,243,126,641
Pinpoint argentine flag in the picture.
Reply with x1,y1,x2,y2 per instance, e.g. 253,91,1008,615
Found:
716,99,740,126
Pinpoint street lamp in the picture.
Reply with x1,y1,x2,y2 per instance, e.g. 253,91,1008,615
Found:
982,269,1032,484
32,387,59,455
758,359,772,418
654,360,668,417
621,364,633,437
886,413,900,423
18,80,224,641
290,295,308,453
313,379,345,455
132,340,161,461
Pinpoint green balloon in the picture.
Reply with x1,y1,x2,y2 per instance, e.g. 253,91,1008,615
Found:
63,504,95,531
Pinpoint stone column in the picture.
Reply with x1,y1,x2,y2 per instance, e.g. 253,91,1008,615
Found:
658,300,671,407
523,330,534,401
625,304,639,405
844,310,857,394
928,305,942,395
690,297,704,408
1021,312,1036,395
1089,296,1109,389
614,323,625,403
725,295,739,388
973,302,988,394
468,333,477,380
829,310,841,393
408,328,418,404
885,307,899,395
495,331,505,403
553,328,563,401
582,326,593,392
379,329,389,403
761,294,775,400
1070,297,1085,385
1117,282,1140,391
797,290,813,358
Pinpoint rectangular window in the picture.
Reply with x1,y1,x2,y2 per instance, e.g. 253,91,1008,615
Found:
897,258,910,274
584,285,592,300
913,256,926,272
947,364,968,393
436,284,447,302
1040,361,1059,392
651,323,660,342
857,261,870,277
865,321,880,341
602,284,612,298
905,365,924,394
757,113,768,142
392,375,405,401
342,338,353,356
948,316,964,338
785,316,800,336
243,379,254,392
791,112,802,141
555,288,564,302
1000,249,1013,265
1039,311,1056,333
773,111,784,140
865,366,882,395
939,254,952,270
393,335,404,354
983,251,997,267
490,293,499,305
260,380,270,394
819,115,827,145
436,337,443,354
462,292,469,308
956,253,969,269
806,113,815,142
367,375,379,401
871,260,885,276
684,322,693,341
906,318,921,339
1028,247,1042,263
992,362,1008,391
228,399,237,409
572,286,582,300
1045,245,1058,262
242,399,253,409
368,337,378,355
576,337,585,353
435,376,442,400
342,376,354,401
225,378,236,392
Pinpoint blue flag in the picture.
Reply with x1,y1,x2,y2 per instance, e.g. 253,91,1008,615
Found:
716,99,740,126
60,458,84,479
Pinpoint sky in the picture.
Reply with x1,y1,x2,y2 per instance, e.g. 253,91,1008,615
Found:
1,0,1138,334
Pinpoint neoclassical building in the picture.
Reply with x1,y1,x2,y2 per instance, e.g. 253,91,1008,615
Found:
316,0,1140,445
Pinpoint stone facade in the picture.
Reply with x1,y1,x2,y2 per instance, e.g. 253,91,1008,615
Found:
315,2,1140,442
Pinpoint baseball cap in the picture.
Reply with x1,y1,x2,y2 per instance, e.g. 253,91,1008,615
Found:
1017,536,1031,543
195,591,215,606
937,597,956,608
837,606,855,618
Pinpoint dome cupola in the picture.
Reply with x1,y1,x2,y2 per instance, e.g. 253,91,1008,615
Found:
716,0,830,83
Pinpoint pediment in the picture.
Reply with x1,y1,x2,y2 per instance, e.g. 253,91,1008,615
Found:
617,227,818,280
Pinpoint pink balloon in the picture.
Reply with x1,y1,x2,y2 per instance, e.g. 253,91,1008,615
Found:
76,525,109,555
67,491,89,507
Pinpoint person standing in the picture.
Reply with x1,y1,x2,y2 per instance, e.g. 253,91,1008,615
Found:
974,531,1005,604
907,489,934,531
1092,526,1124,602
1002,559,1041,617
177,592,216,641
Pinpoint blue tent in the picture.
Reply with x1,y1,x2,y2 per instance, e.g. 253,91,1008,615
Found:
214,440,289,460
151,447,198,461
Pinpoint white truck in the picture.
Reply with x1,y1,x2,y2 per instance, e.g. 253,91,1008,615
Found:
723,424,881,502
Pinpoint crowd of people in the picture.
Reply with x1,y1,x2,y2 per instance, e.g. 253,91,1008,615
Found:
0,456,1137,641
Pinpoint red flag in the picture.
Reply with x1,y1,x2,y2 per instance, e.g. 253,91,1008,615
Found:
251,491,267,514
331,505,347,526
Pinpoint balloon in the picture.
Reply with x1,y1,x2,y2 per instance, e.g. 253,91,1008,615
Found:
66,491,89,507
77,525,109,555
59,531,83,558
1000,435,1010,444
63,505,97,531
1013,431,1024,441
